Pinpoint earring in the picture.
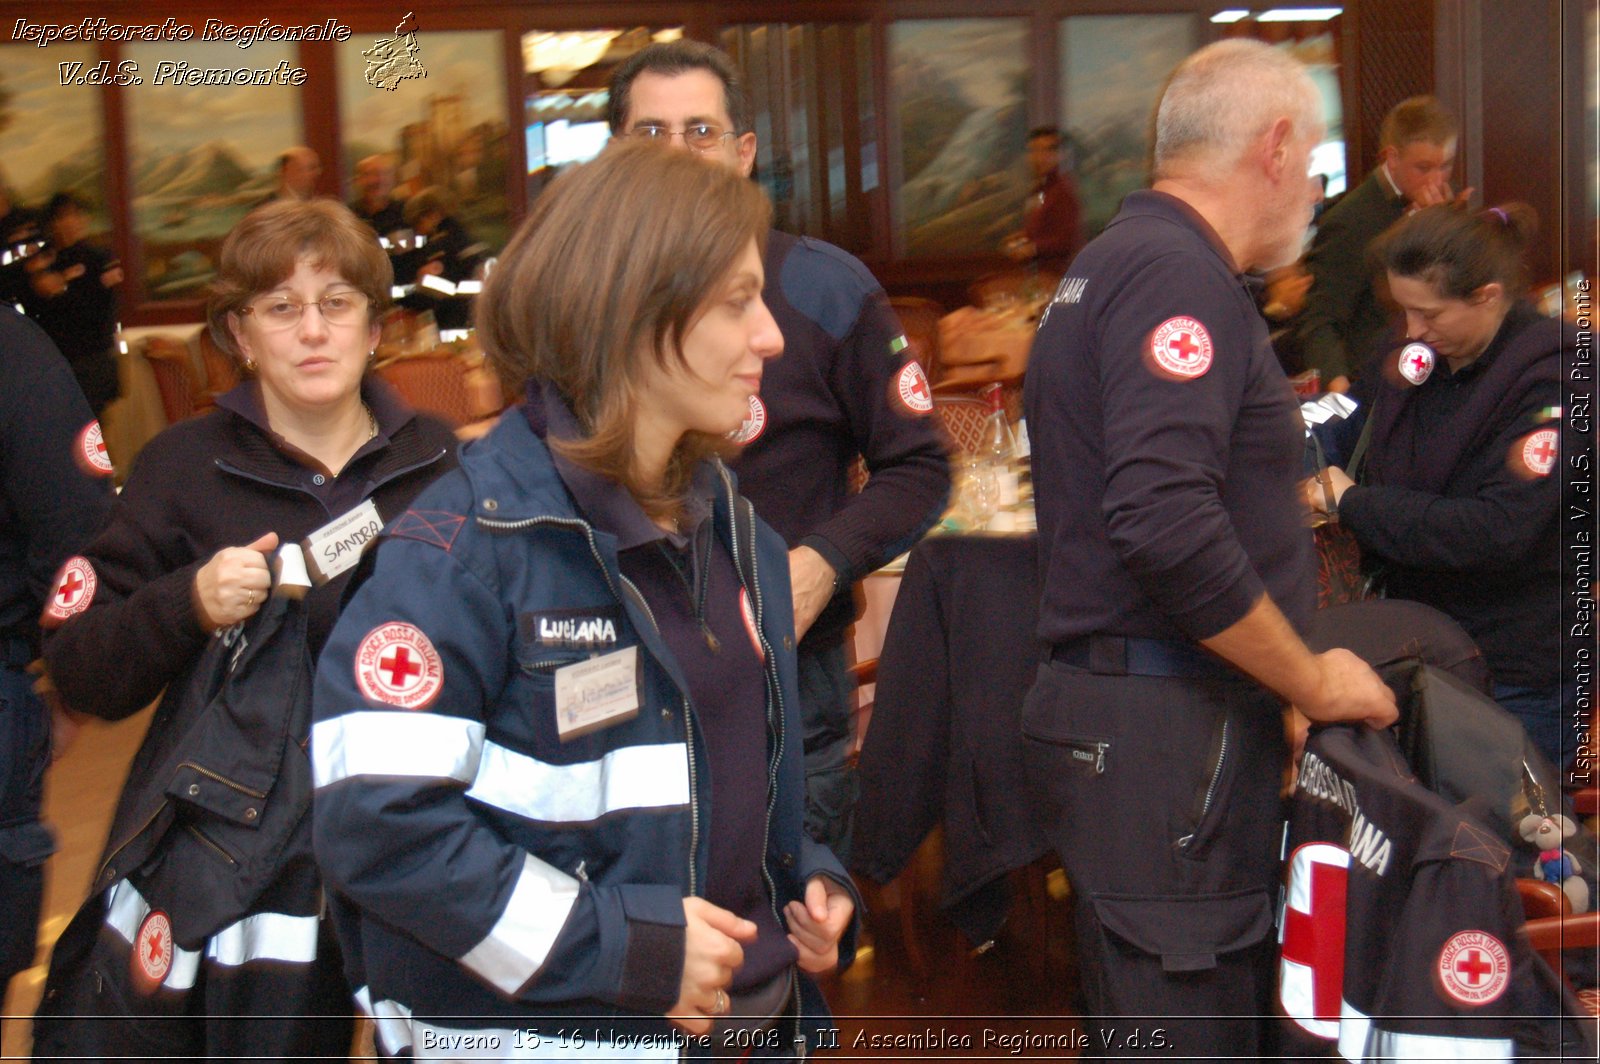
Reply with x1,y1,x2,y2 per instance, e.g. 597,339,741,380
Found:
242,357,257,373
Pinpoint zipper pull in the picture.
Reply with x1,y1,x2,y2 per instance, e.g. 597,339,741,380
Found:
700,621,720,653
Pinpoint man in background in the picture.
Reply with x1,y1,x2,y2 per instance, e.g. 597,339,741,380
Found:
349,153,405,238
1023,39,1395,1056
1296,96,1462,390
1003,125,1084,276
256,146,322,207
607,41,950,861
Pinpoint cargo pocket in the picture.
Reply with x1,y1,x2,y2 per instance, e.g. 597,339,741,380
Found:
1092,888,1273,975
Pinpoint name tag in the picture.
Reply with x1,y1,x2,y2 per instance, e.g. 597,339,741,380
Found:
304,499,384,584
554,646,640,741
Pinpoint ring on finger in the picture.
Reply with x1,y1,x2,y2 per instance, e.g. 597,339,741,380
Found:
246,589,256,607
713,988,728,1016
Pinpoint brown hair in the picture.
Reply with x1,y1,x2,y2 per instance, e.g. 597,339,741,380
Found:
476,138,771,520
606,39,751,134
402,185,452,228
1377,202,1538,300
1379,96,1457,150
206,199,392,364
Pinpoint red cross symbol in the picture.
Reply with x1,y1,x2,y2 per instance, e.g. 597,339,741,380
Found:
56,571,84,606
1530,437,1557,466
908,371,929,402
379,646,422,688
1168,332,1201,363
1453,948,1494,986
1281,857,1349,1020
1408,353,1430,375
144,924,166,966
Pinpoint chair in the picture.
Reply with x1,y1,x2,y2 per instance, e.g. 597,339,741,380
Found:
376,353,480,429
887,296,943,377
1522,911,1600,1017
142,340,200,425
931,394,990,456
195,329,240,410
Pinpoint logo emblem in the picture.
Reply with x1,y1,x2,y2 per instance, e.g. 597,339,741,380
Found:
132,909,173,993
354,623,444,710
729,395,767,445
1398,342,1436,385
1436,930,1510,1006
42,556,96,627
75,420,114,477
1520,428,1558,477
1150,317,1213,379
363,12,426,91
895,361,933,414
738,588,764,662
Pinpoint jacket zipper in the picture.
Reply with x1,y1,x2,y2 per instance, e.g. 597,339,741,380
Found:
175,761,269,799
216,446,450,504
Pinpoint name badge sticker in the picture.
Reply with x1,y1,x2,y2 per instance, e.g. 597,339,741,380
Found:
304,499,384,583
554,645,640,741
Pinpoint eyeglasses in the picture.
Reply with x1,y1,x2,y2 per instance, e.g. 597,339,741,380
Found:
625,123,737,153
239,291,370,331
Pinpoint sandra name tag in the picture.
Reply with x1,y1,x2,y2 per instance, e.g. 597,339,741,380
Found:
554,645,640,741
304,499,384,584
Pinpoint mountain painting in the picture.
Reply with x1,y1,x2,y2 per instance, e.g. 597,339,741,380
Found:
0,44,108,230
122,41,303,299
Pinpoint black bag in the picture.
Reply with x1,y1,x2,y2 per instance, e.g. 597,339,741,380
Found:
93,581,316,949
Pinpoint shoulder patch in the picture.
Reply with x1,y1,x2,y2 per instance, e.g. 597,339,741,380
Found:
1398,342,1435,386
387,509,467,552
893,361,934,415
42,556,96,628
728,395,767,445
354,623,444,710
74,420,114,477
1518,427,1558,478
1435,930,1510,1006
131,909,174,994
1147,317,1214,379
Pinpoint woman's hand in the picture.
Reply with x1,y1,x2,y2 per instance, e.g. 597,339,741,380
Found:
1300,466,1354,517
668,897,756,1036
785,875,854,974
192,532,278,631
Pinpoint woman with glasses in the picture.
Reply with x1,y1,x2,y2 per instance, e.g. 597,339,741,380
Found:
31,199,458,1060
310,141,857,1061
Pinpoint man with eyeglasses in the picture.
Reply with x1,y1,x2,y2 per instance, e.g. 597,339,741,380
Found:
607,41,950,865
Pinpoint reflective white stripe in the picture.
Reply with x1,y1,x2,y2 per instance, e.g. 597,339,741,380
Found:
104,880,319,990
1279,958,1337,1038
312,711,484,788
1339,998,1514,1062
466,741,689,824
105,880,202,990
354,985,418,1058
457,853,579,995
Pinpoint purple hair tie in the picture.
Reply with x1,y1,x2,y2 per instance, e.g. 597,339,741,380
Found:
1488,207,1508,225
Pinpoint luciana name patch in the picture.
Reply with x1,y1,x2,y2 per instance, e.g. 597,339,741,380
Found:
520,607,623,649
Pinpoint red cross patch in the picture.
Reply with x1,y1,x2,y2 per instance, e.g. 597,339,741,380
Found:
1398,342,1436,386
1435,930,1510,1006
354,623,444,710
738,587,765,662
895,361,934,415
74,420,114,477
1149,317,1213,379
729,395,767,445
1520,428,1558,477
131,909,174,994
41,556,96,628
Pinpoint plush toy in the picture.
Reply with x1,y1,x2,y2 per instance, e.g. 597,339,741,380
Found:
1519,813,1592,914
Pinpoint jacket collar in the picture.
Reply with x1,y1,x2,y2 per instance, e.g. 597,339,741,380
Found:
1114,189,1242,276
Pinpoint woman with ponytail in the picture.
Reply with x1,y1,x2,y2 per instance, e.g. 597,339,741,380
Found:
1304,203,1574,767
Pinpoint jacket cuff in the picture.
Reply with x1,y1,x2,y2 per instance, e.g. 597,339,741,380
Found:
613,885,687,1012
798,534,852,591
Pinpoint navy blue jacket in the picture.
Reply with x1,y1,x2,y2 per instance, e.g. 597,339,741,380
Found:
1026,190,1314,647
311,404,856,1053
733,231,949,646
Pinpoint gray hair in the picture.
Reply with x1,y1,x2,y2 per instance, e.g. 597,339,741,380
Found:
1153,39,1321,178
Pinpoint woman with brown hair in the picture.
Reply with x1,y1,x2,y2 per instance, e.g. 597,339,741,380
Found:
311,140,857,1061
1306,203,1571,766
31,198,458,1059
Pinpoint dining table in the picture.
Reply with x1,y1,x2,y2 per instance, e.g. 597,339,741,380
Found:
849,532,1053,945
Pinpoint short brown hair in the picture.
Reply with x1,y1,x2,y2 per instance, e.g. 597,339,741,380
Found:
1379,96,1457,150
402,185,451,228
476,139,771,518
607,39,751,134
206,199,391,363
